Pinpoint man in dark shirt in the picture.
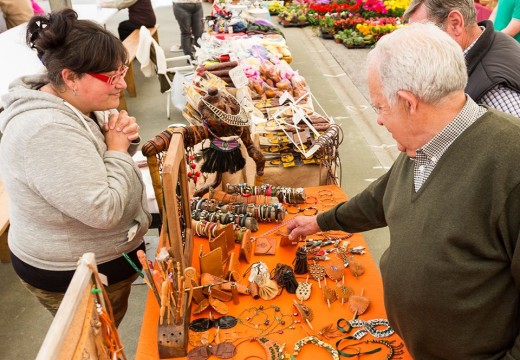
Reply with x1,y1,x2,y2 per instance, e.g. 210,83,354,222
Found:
404,0,520,117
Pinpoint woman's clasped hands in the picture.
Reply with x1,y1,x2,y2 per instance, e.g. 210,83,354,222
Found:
103,110,140,152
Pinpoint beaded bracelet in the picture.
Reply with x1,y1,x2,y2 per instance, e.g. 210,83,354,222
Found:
287,336,339,360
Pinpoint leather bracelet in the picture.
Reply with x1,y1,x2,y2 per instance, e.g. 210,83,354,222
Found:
303,207,319,216
305,195,318,205
287,205,301,214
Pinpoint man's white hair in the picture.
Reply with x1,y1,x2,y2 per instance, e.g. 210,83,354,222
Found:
367,22,468,106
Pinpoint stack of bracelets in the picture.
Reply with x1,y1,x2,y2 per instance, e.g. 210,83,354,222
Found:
226,183,306,204
191,210,259,231
190,197,219,212
192,219,250,243
191,198,287,224
192,219,220,239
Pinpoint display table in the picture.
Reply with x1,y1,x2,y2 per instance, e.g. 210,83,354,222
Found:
135,185,412,360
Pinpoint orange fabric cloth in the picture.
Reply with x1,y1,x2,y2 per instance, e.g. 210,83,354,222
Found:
135,185,412,360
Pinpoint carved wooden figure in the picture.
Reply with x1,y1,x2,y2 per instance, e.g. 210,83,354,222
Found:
142,87,265,198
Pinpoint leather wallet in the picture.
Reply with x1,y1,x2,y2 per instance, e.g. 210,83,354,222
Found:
279,234,298,247
254,237,276,255
226,251,241,281
209,231,229,262
215,222,235,253
239,229,253,263
199,246,224,278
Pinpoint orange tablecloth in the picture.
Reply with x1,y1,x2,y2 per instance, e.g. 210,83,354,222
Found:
135,185,412,360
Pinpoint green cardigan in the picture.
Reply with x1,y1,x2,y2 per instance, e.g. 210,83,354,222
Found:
318,110,520,359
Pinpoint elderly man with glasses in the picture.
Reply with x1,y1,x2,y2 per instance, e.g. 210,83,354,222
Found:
287,22,520,359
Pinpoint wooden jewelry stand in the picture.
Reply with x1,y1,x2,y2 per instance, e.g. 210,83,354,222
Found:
151,129,194,358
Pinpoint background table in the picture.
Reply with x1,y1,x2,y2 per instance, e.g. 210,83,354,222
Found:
135,185,412,360
0,24,44,108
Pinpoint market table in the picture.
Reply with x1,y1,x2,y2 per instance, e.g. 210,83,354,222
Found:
135,185,412,360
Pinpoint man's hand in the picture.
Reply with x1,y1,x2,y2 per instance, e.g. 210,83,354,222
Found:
286,215,321,241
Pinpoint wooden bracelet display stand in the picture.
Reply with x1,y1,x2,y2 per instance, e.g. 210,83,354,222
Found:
147,129,194,358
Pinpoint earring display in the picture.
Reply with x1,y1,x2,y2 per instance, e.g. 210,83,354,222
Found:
295,276,312,302
335,284,354,305
348,290,370,317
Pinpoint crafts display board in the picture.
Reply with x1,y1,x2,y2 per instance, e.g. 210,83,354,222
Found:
144,130,195,357
135,185,412,360
36,253,126,360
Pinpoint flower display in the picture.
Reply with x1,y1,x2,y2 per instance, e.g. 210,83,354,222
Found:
290,0,409,46
307,1,360,15
383,0,411,17
360,0,388,18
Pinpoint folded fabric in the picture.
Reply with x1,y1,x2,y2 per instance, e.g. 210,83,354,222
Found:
136,26,166,77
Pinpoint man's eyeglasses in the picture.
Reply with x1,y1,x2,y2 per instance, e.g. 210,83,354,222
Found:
87,65,128,85
371,104,384,114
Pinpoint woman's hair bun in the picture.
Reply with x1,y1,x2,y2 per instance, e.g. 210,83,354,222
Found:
26,8,78,63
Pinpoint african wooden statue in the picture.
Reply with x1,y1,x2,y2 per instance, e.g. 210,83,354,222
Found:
142,87,266,198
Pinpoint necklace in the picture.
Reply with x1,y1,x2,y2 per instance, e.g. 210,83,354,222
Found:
200,95,250,127
337,318,394,340
290,336,340,360
236,305,297,336
335,339,404,360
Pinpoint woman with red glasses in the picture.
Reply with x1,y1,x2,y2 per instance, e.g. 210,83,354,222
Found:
0,8,151,326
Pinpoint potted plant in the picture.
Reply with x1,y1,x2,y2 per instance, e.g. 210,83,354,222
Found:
318,13,336,39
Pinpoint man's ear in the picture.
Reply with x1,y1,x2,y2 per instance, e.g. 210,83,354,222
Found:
444,10,465,37
397,90,419,113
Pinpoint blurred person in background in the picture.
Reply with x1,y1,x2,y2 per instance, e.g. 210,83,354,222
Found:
474,0,492,20
0,0,33,29
494,0,520,42
100,0,156,41
405,0,520,118
172,0,203,60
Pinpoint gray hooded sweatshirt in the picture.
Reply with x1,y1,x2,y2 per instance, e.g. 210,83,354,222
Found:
0,74,151,270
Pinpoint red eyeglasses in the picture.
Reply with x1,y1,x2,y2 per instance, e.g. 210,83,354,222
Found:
87,65,128,85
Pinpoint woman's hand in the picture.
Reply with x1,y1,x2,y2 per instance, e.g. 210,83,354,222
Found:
286,215,321,241
103,110,140,152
